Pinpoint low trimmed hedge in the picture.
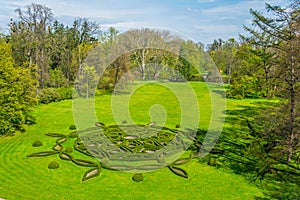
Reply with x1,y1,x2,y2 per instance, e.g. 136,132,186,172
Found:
48,161,59,169
38,87,74,104
32,140,43,147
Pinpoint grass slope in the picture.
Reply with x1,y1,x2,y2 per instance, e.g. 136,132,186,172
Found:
0,82,267,199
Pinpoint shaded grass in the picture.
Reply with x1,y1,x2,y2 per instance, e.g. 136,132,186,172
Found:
0,82,266,199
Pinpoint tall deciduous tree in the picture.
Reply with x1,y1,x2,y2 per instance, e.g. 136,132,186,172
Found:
75,64,99,98
70,18,99,76
122,28,180,80
11,3,53,88
209,38,239,84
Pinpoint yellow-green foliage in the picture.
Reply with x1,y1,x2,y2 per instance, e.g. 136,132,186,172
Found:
0,39,37,135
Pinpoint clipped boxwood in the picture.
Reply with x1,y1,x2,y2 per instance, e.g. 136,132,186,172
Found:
207,157,217,166
65,146,73,153
69,125,77,130
32,140,43,147
48,161,59,169
132,173,144,182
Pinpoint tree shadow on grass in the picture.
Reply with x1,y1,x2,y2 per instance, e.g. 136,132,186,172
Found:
254,172,300,200
210,99,300,199
201,101,271,172
198,100,297,198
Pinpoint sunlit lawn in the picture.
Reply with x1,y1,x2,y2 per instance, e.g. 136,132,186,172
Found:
0,82,269,199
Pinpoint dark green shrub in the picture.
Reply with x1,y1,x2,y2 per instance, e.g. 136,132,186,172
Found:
207,157,217,166
57,87,73,100
190,74,204,82
69,125,77,130
32,140,43,147
132,173,144,182
98,76,115,92
38,88,62,104
48,161,59,169
65,146,73,153
226,75,261,99
38,87,74,104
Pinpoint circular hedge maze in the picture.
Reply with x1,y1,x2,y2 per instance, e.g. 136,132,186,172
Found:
27,122,202,182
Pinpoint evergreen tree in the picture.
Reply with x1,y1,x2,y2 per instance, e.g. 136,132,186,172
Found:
0,39,37,135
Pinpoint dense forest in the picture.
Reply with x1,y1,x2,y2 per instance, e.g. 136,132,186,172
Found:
0,0,300,199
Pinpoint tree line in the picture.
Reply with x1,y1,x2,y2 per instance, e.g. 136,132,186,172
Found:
0,1,300,198
206,1,300,198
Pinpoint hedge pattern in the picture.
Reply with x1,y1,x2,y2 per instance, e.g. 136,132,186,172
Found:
27,122,200,181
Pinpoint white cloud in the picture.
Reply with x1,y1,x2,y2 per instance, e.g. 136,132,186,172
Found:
197,0,216,3
194,24,240,34
187,7,202,12
100,21,148,30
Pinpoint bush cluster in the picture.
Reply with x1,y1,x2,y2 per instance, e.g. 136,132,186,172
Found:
38,87,74,104
32,140,43,147
226,75,261,99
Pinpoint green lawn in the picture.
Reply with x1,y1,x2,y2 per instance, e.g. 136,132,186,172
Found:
0,82,271,199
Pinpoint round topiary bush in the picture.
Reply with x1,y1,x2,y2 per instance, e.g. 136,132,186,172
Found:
69,124,77,130
65,146,73,153
132,173,144,182
48,161,59,169
32,141,43,147
207,157,217,166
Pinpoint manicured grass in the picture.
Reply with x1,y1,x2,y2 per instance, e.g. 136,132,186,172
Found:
0,82,269,199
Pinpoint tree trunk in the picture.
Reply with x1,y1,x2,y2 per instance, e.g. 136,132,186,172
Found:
287,54,296,163
86,80,89,99
140,49,145,80
113,65,120,90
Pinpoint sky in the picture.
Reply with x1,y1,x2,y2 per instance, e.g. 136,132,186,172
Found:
0,0,290,45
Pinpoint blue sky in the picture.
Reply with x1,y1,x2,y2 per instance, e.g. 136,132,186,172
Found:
0,0,289,45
